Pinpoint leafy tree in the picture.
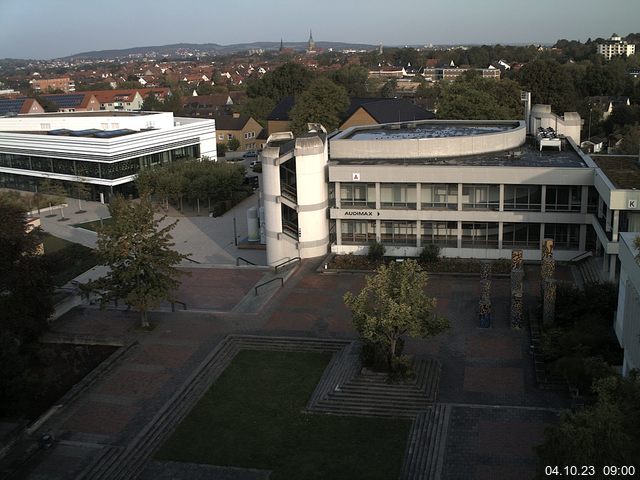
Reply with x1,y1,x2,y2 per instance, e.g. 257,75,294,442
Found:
330,64,370,97
83,196,188,328
142,93,162,111
617,125,640,155
72,180,91,213
380,79,397,98
535,374,640,476
239,96,275,127
227,137,240,151
438,73,522,120
217,142,228,157
393,47,420,68
0,203,53,343
343,259,449,370
518,59,578,113
246,62,314,102
289,77,349,134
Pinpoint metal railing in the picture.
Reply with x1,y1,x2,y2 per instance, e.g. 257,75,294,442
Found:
236,257,257,266
254,277,283,296
274,256,301,273
171,301,187,312
569,251,593,263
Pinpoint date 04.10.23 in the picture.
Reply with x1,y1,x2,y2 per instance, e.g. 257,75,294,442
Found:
545,466,636,476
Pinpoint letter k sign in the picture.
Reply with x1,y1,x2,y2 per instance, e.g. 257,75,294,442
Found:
629,199,637,209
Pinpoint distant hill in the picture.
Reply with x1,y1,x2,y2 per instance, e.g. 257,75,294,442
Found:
63,41,380,60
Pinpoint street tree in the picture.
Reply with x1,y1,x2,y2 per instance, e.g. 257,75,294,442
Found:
72,180,91,213
289,77,349,134
83,196,189,328
343,259,449,371
246,62,314,102
227,137,240,151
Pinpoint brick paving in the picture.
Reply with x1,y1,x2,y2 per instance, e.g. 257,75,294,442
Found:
17,261,571,479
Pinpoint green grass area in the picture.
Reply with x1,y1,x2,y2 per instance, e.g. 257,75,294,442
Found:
73,217,114,232
156,350,411,480
41,233,98,286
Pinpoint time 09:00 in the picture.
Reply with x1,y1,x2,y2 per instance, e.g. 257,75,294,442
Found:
545,466,636,476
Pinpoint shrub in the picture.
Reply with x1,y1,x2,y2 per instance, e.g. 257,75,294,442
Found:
388,355,416,382
367,240,385,262
418,244,440,264
360,338,404,372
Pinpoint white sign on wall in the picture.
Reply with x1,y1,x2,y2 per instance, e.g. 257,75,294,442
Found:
629,199,638,209
352,172,360,181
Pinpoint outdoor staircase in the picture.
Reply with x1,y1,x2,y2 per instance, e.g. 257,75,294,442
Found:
400,404,451,480
75,335,349,480
307,344,441,418
577,256,605,285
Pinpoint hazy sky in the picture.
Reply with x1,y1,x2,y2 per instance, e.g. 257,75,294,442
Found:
1,0,638,59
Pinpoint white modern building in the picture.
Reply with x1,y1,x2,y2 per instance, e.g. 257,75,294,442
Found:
0,111,216,200
597,34,636,60
614,233,640,375
260,106,640,285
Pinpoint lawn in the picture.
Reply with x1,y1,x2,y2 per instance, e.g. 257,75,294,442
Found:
73,217,114,232
42,233,98,286
155,350,411,480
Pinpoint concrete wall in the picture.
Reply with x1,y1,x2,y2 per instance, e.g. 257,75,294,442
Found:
615,232,640,375
331,121,526,160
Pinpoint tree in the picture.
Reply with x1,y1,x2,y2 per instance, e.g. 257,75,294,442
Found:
72,180,91,213
380,79,397,98
227,137,240,151
518,60,578,113
535,375,640,476
330,64,370,97
289,77,349,134
246,62,314,102
343,259,449,370
83,196,189,328
142,93,162,111
217,142,228,157
239,96,275,127
438,73,522,120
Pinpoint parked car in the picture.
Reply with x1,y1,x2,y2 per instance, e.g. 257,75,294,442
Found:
243,151,258,158
249,160,258,168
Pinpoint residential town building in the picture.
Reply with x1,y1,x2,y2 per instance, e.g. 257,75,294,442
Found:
597,34,636,60
0,98,44,116
214,113,265,152
39,93,101,112
30,77,76,93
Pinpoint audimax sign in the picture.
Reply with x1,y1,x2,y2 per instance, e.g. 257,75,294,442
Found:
344,211,380,216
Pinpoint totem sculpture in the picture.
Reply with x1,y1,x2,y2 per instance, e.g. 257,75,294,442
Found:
479,262,492,328
510,249,524,329
541,238,556,325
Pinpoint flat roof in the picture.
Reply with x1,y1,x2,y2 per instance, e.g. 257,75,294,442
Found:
12,111,159,118
330,138,587,168
592,155,640,189
345,123,516,140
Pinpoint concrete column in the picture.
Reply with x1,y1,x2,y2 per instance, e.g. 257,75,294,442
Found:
498,222,504,250
540,185,546,213
606,206,612,232
499,184,505,212
580,185,589,214
416,183,421,211
376,219,381,242
457,220,462,249
416,220,422,248
335,181,341,208
598,196,603,218
336,219,342,245
375,183,381,210
612,210,620,242
579,224,587,251
539,223,545,252
602,253,609,273
609,254,617,282
457,183,463,211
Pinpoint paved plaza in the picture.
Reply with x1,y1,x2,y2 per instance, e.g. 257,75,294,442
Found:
7,259,570,480
2,194,571,479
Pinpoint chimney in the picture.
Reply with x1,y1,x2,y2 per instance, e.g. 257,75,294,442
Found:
233,112,240,118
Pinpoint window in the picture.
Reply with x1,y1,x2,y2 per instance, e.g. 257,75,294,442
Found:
461,222,499,247
502,223,540,248
422,184,457,209
341,220,376,244
421,221,458,247
380,221,417,245
281,204,298,239
545,186,581,212
380,183,416,209
544,224,579,249
462,185,499,210
218,134,224,140
340,183,375,208
227,134,233,140
504,185,542,211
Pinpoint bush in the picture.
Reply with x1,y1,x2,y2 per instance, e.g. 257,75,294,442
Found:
360,338,404,372
388,355,416,382
367,241,385,262
419,244,440,264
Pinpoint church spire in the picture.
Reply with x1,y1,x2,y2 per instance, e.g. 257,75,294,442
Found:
307,29,316,53
279,38,284,52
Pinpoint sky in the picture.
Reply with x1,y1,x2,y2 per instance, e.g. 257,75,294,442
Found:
0,0,639,59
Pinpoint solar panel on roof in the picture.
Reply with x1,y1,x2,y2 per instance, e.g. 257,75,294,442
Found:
41,94,85,109
0,99,26,115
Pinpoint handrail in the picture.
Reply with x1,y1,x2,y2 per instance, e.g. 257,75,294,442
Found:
274,256,301,273
569,251,592,263
171,300,187,312
185,256,202,264
236,257,257,266
255,277,283,296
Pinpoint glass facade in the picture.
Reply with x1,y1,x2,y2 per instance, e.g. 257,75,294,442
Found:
341,220,376,244
502,223,541,248
545,186,581,212
462,184,500,210
461,222,499,247
421,221,458,247
380,221,417,245
380,183,416,209
421,184,457,210
504,185,542,211
340,183,376,208
0,144,199,181
544,223,580,249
